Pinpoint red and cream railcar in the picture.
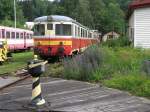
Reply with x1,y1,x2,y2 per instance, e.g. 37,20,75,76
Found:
0,26,33,51
33,15,100,58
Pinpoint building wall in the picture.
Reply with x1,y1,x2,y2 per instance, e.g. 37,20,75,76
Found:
135,7,150,48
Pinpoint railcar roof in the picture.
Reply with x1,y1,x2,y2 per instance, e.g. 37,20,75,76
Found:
34,15,90,29
34,15,75,23
0,26,33,33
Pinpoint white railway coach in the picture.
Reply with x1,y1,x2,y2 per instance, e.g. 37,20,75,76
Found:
0,26,33,51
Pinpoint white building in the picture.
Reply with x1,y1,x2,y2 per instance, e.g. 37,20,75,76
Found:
128,0,150,48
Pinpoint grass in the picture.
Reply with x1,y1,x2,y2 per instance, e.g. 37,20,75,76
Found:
0,51,33,75
43,62,63,77
104,74,150,98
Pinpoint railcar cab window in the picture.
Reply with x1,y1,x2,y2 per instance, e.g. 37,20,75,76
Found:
56,24,72,36
47,24,53,30
34,24,45,36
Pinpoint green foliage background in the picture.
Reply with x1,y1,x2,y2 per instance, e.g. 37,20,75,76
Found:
0,0,132,34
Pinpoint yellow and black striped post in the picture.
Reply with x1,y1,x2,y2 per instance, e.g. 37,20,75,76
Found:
31,77,45,106
30,55,46,106
0,41,8,62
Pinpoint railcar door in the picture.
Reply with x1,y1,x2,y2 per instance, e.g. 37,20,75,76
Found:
46,23,54,54
24,32,26,49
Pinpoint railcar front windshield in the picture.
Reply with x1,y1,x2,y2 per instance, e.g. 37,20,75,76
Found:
34,24,45,36
56,24,72,36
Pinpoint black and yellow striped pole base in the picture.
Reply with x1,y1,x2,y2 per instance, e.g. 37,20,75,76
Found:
31,77,45,106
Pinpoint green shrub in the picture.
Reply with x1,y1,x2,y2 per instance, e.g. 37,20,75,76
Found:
63,45,103,81
102,36,131,47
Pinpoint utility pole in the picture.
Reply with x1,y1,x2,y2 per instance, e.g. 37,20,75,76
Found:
14,0,16,28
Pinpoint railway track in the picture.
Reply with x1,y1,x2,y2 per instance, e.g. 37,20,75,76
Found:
0,68,30,91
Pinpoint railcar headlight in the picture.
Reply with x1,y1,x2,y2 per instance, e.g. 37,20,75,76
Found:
37,42,41,46
59,42,63,45
35,42,41,46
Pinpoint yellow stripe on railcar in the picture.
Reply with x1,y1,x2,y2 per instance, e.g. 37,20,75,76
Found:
34,40,72,46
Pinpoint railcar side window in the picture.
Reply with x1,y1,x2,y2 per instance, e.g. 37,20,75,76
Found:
81,29,84,37
34,24,45,36
75,26,78,37
47,24,53,30
27,34,30,39
89,33,92,38
2,30,5,38
56,24,71,36
12,32,15,39
30,34,32,39
20,33,24,39
6,32,10,39
16,33,20,39
78,27,80,37
0,31,1,38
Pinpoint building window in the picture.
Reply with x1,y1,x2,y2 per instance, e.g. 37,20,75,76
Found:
34,24,45,36
47,24,53,30
131,28,134,41
56,24,72,36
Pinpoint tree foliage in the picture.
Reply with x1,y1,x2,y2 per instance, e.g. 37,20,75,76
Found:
0,0,132,34
0,0,25,27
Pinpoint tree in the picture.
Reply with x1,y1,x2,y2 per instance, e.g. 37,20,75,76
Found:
116,0,132,12
88,0,105,30
105,3,125,33
0,0,25,27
